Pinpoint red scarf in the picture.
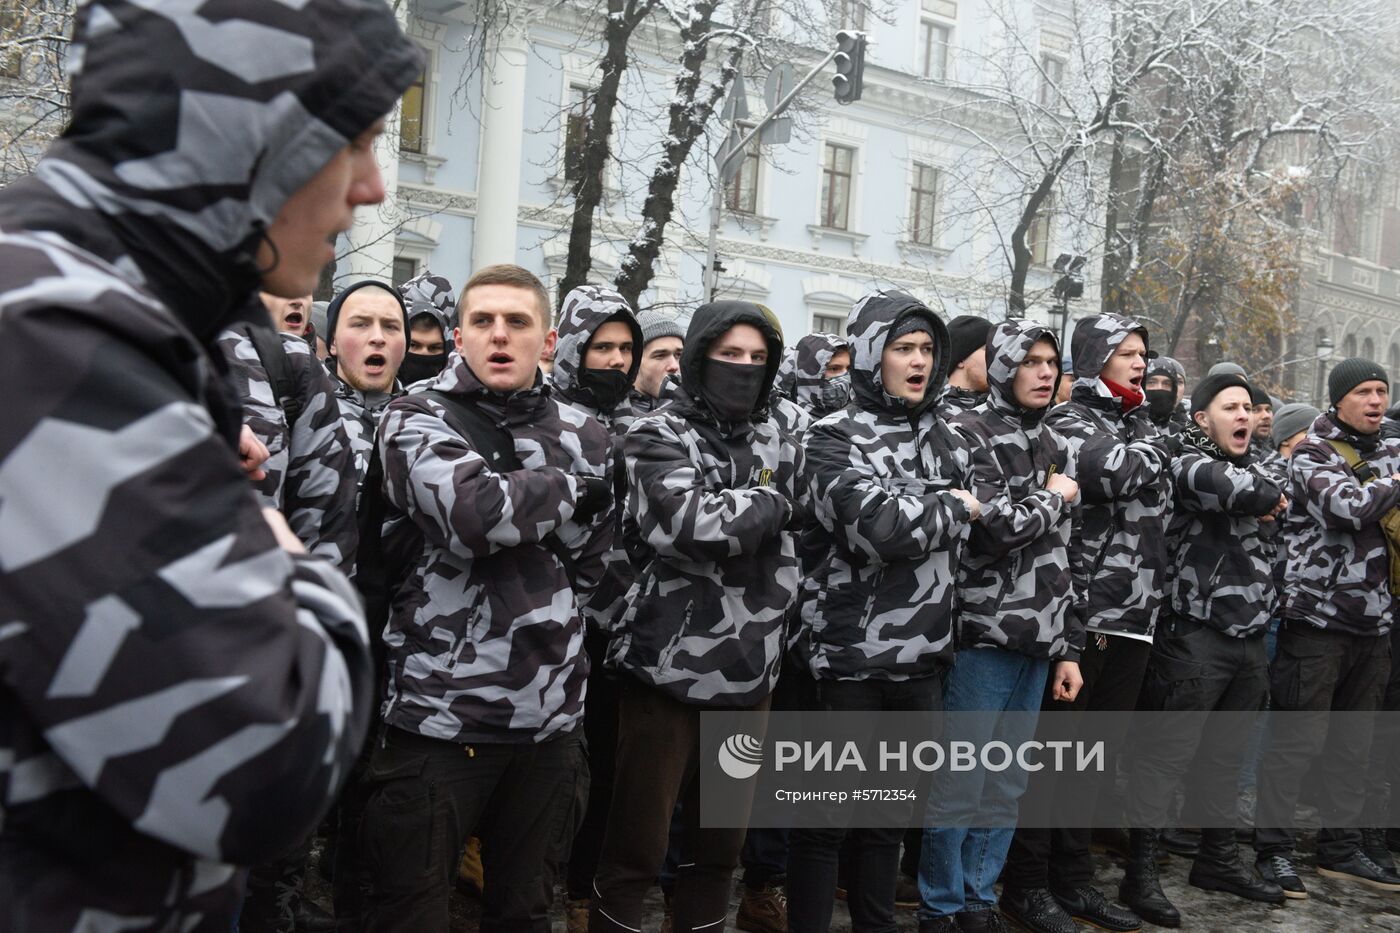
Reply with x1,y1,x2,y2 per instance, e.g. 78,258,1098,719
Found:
1102,378,1144,413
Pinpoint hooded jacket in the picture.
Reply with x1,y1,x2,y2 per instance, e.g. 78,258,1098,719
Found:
329,367,402,483
790,333,852,415
218,321,359,574
1281,413,1400,635
1165,423,1284,637
938,384,987,419
1145,355,1190,439
799,291,975,681
552,285,645,632
609,301,803,706
0,1,420,928
951,322,1085,660
377,357,614,742
1045,313,1174,642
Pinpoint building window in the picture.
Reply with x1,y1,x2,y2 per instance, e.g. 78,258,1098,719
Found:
1363,337,1375,361
1027,197,1054,266
909,163,939,246
1344,333,1358,359
1358,207,1382,263
392,257,418,288
1039,54,1065,109
725,123,760,215
400,68,425,154
813,311,847,336
836,0,866,29
564,84,593,182
821,143,855,230
919,20,951,80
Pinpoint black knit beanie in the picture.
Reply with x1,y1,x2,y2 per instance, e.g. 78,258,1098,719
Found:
1190,373,1252,415
325,279,408,349
1248,383,1270,407
1328,357,1390,407
946,315,993,366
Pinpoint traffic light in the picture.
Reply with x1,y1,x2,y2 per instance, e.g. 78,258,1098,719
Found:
832,30,867,105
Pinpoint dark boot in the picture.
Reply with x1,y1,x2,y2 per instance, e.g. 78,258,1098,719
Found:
1118,829,1180,928
1187,829,1284,904
1362,829,1397,873
1159,829,1199,858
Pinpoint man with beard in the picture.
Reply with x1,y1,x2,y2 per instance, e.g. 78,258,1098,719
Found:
1119,374,1289,926
397,269,456,387
325,280,409,482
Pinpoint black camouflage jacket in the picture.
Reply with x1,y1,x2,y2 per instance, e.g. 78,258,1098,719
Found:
377,358,613,742
218,323,359,574
938,384,987,420
328,365,400,484
951,322,1085,661
1167,425,1284,637
800,291,975,681
0,1,420,928
1281,413,1400,635
609,301,802,706
1045,314,1173,642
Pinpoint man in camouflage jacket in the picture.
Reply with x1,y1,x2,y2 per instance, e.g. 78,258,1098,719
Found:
592,300,802,933
1120,373,1289,924
361,265,614,930
1143,355,1190,440
771,332,852,442
0,1,421,928
324,279,409,483
396,269,457,387
1001,313,1175,933
937,314,994,419
920,321,1086,929
785,290,980,932
1253,358,1400,897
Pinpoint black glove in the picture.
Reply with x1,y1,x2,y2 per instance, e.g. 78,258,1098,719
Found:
574,475,613,522
784,498,809,532
1157,432,1183,458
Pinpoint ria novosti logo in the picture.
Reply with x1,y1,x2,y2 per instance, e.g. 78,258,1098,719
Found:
718,733,764,779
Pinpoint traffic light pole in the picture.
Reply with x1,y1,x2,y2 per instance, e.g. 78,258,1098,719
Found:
703,46,842,301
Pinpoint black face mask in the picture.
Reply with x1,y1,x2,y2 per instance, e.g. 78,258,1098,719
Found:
399,351,448,387
701,359,767,421
1145,388,1177,422
580,367,633,409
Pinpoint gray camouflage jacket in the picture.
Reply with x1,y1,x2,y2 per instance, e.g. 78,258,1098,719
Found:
1281,413,1400,635
609,301,802,706
938,384,987,420
328,365,401,483
552,285,644,633
218,323,359,574
800,291,975,681
951,322,1085,661
377,358,613,742
1045,314,1174,641
1166,425,1284,636
0,1,419,928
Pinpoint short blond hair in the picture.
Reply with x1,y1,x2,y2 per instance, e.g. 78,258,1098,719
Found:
461,264,551,326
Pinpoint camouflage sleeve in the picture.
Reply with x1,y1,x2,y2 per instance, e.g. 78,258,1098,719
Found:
1172,450,1281,517
1051,409,1169,504
807,418,972,563
1290,441,1400,531
623,413,787,562
567,455,616,610
216,327,286,510
1063,441,1088,660
378,400,587,556
1,315,371,866
964,437,1068,560
280,335,357,574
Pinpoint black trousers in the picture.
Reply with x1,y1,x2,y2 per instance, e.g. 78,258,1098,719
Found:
1125,616,1269,828
567,630,622,900
1362,625,1400,826
786,674,943,933
358,725,585,932
1254,622,1390,863
1001,633,1152,892
591,678,770,933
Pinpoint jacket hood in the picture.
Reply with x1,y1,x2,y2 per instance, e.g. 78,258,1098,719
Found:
791,333,850,412
986,321,1060,419
1146,355,1185,389
680,300,786,418
399,270,457,338
553,285,644,403
1070,313,1150,387
8,0,422,343
774,346,799,398
846,290,950,413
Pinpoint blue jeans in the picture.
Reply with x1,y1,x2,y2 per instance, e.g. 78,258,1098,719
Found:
919,647,1050,919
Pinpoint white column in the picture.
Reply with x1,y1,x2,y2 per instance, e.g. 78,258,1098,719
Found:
472,24,529,271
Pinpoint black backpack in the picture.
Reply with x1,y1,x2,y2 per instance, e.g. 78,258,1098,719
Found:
355,391,579,644
244,323,303,429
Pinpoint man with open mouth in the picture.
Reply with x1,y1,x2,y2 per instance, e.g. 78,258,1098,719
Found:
1122,372,1290,925
324,279,409,484
1001,313,1176,933
263,291,315,338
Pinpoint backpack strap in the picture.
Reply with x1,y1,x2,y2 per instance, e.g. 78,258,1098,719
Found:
246,323,302,429
422,391,580,590
1327,439,1379,485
